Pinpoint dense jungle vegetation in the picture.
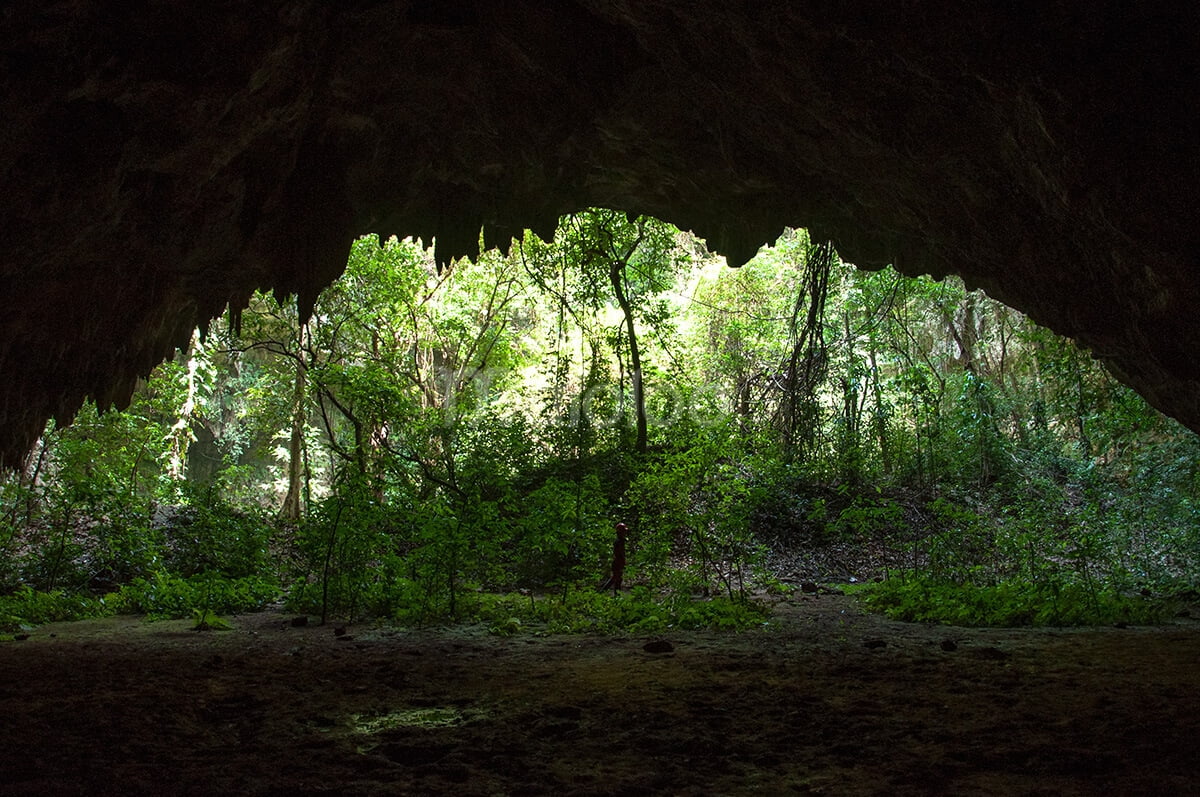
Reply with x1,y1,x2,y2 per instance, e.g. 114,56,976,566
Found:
3,211,1198,634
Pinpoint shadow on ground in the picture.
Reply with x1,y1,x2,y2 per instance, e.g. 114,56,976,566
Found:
1,595,1197,795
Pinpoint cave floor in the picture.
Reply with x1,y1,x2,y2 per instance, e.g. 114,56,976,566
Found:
1,595,1198,796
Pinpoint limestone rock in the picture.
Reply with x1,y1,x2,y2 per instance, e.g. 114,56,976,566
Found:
2,2,1198,464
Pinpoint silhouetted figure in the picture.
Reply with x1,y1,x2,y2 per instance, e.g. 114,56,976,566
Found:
599,522,628,595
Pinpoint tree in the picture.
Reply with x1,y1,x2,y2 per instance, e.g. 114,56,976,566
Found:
526,210,685,454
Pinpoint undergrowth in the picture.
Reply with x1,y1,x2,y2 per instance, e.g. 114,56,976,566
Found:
280,578,768,633
0,586,110,631
852,573,1172,627
117,573,280,620
3,577,767,636
283,581,771,634
0,573,280,631
473,587,771,635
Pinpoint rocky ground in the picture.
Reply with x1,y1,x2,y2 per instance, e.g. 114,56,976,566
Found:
1,591,1198,796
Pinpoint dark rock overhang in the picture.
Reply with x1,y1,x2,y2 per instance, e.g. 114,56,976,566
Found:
2,1,1198,466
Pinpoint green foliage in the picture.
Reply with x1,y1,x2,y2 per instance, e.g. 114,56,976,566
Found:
287,482,394,622
0,586,111,631
623,422,771,596
191,607,233,631
10,490,163,593
116,573,279,620
472,587,770,635
6,214,1200,635
854,573,1171,627
507,475,610,588
158,485,275,579
912,496,995,584
831,486,908,540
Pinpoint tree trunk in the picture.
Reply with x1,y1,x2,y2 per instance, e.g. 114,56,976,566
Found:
609,259,647,453
868,344,892,475
166,331,201,481
280,358,307,522
776,240,831,463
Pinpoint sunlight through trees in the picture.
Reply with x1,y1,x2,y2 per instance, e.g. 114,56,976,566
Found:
2,212,1197,631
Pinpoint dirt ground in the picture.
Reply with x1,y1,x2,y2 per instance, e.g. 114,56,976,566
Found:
1,593,1198,796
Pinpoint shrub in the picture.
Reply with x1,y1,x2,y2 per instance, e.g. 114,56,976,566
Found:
157,489,275,579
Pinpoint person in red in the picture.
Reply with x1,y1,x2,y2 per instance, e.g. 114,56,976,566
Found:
600,522,628,595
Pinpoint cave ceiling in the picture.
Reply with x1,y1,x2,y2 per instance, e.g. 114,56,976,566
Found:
2,1,1199,466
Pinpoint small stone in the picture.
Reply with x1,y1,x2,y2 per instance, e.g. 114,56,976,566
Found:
940,639,958,652
643,639,674,654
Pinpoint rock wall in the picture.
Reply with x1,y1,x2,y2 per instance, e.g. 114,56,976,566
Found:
2,1,1198,465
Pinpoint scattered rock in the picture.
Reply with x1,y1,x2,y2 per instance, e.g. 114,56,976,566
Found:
643,640,674,654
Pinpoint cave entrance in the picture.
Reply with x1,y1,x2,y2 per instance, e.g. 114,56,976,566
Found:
2,210,1196,635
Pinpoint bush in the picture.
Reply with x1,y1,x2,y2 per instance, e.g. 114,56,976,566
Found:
157,489,275,579
287,487,398,622
115,572,280,620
